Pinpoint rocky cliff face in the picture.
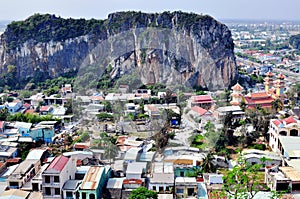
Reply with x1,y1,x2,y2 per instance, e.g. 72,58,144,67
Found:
0,11,237,90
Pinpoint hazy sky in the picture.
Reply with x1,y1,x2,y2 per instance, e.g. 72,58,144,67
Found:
1,0,300,21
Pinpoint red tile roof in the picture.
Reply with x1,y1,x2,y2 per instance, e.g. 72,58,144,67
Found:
283,117,297,125
123,179,143,185
193,95,213,102
273,120,281,126
90,96,104,101
6,158,21,163
23,103,31,109
191,106,208,116
74,144,89,149
47,155,69,172
249,92,270,99
40,106,51,112
272,117,297,127
24,109,35,114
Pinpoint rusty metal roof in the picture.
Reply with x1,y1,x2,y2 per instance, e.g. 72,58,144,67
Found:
80,166,105,190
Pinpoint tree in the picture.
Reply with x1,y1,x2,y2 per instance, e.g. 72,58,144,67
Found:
104,142,119,164
221,155,278,199
201,152,216,173
129,187,158,199
271,99,283,112
0,108,8,121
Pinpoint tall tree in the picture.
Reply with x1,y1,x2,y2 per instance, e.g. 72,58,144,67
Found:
220,155,283,199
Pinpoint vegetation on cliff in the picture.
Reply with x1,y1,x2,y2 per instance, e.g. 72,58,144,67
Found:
3,11,214,51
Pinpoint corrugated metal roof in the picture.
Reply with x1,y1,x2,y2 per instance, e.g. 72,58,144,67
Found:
26,149,47,160
107,178,125,189
81,166,104,190
62,180,81,190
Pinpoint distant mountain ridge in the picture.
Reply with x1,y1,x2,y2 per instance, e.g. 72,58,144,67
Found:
0,11,237,90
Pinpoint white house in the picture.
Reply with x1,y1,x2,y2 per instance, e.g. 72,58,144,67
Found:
6,101,22,114
269,117,300,153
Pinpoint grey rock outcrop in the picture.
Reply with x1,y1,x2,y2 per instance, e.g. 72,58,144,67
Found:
0,11,237,90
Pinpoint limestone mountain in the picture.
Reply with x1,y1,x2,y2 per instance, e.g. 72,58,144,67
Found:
0,11,237,90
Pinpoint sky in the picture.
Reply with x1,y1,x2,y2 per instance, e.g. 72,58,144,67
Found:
1,0,300,22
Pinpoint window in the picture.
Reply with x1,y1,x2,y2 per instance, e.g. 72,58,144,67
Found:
187,188,194,196
159,186,164,192
153,186,156,191
45,187,51,195
54,176,59,182
45,176,50,183
82,192,86,199
180,171,184,177
55,188,60,195
90,193,96,199
176,189,184,194
66,192,73,197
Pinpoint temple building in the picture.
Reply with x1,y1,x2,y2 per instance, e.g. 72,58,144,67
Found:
230,83,244,106
230,72,285,111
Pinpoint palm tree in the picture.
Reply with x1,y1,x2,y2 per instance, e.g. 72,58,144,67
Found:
271,98,284,112
104,142,119,164
201,152,216,173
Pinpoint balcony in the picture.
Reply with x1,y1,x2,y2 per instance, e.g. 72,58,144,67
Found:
42,182,60,187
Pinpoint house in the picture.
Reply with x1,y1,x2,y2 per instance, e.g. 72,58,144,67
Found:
51,106,66,116
124,103,139,116
124,147,142,163
62,179,81,199
61,84,72,94
79,166,108,199
242,149,282,167
190,106,213,121
125,162,147,180
43,95,66,106
90,95,104,104
42,155,77,199
265,165,291,192
39,106,53,115
25,93,44,108
29,126,54,143
148,162,174,194
214,106,245,122
144,105,160,119
14,122,32,136
269,117,300,153
26,149,50,163
189,95,214,110
175,177,197,198
31,163,49,192
105,178,125,199
0,146,18,161
7,159,40,189
6,101,22,114
278,167,300,192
